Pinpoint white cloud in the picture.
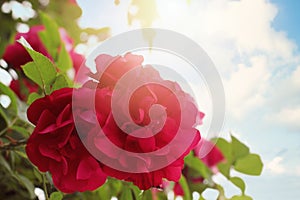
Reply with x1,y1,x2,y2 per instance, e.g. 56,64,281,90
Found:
295,166,300,176
267,106,300,130
292,66,300,88
264,65,300,130
154,0,298,120
224,56,270,118
265,156,286,175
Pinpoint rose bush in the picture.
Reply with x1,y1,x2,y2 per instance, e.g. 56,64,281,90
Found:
25,88,107,193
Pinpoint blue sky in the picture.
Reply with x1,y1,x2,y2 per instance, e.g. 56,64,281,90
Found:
272,0,300,46
76,0,300,199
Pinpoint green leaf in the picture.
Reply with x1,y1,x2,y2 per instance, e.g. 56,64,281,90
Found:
57,44,72,72
120,187,133,200
94,184,110,200
18,36,57,94
15,150,28,159
213,138,232,163
179,175,191,200
20,55,56,94
230,195,253,200
234,154,263,175
15,174,36,199
217,163,231,178
50,192,63,200
0,82,18,123
0,154,12,173
130,185,142,200
107,178,123,197
199,196,206,200
11,125,30,136
39,12,61,60
52,74,69,91
141,190,152,200
27,92,43,105
231,135,250,161
184,153,211,179
230,177,245,194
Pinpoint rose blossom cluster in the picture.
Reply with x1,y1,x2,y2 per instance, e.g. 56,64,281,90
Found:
2,25,84,101
23,50,213,193
6,26,224,193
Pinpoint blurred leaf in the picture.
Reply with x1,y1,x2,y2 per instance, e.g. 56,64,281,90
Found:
39,12,61,60
57,44,72,72
141,190,152,200
119,186,133,200
230,177,245,194
215,184,226,200
15,174,36,199
107,178,123,196
33,168,43,183
0,154,12,173
130,184,142,200
27,92,43,105
128,0,158,27
217,163,231,178
19,43,57,93
52,74,69,91
0,82,18,124
50,191,63,200
231,135,250,161
234,154,263,175
96,184,111,200
213,138,233,178
213,138,232,163
179,175,191,200
155,190,168,200
230,195,253,200
184,153,211,179
15,150,28,160
11,125,30,137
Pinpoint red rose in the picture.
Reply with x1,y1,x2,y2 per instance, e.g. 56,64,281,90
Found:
3,26,50,71
9,79,39,101
26,88,107,193
84,53,203,190
90,53,144,89
194,139,225,168
2,25,84,101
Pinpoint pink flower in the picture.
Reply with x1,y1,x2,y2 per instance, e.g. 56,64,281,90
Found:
194,139,225,169
86,53,204,190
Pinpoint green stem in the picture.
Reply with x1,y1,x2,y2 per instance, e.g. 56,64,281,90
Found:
0,116,18,137
214,184,226,200
179,175,192,200
43,174,50,200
